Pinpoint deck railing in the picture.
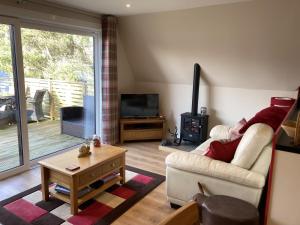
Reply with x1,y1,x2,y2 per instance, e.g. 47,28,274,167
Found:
0,77,87,119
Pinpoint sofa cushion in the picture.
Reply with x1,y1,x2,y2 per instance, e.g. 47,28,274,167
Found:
239,106,287,133
63,118,84,125
210,125,231,139
205,137,242,163
165,151,266,188
231,123,273,169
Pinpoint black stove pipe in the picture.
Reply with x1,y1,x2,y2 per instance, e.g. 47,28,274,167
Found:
191,63,201,116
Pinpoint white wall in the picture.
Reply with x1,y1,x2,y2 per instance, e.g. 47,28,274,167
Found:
118,0,300,90
117,0,300,131
136,81,297,130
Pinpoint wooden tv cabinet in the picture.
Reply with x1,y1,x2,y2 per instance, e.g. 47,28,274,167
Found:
120,117,166,144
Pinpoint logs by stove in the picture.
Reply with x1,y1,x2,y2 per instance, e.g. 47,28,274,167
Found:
180,64,208,145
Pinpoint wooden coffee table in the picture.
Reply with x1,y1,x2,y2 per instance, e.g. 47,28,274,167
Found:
38,144,127,215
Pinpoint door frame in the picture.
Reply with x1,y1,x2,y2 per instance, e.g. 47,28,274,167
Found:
0,16,101,180
0,16,30,179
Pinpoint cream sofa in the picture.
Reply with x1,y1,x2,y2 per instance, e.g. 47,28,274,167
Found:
165,123,273,207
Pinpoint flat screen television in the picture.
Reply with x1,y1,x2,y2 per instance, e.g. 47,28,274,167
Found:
120,94,159,118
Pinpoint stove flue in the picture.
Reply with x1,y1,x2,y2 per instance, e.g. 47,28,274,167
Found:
191,63,200,116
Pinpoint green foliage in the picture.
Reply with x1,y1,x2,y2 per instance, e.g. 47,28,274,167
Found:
0,25,94,82
21,28,94,82
0,24,13,77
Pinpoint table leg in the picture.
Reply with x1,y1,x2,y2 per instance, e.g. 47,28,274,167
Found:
70,175,79,215
120,155,126,185
120,167,125,184
41,166,49,201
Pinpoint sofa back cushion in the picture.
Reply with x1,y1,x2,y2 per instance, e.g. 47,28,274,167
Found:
231,123,274,169
210,125,231,140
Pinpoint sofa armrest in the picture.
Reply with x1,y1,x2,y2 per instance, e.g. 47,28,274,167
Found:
209,125,231,139
166,151,265,189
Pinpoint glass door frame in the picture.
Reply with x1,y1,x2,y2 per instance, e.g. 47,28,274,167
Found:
0,16,30,179
0,16,101,180
21,22,102,166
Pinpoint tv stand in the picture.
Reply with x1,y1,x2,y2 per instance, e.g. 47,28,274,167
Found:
120,117,166,144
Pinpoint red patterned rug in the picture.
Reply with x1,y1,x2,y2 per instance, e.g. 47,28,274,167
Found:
0,166,165,225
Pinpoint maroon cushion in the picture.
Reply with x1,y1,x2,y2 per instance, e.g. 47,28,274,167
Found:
271,97,295,110
239,106,287,133
205,137,242,163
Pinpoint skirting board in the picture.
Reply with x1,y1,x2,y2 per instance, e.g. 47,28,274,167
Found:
158,142,197,153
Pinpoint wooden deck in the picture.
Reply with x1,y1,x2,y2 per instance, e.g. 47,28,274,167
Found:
0,120,84,172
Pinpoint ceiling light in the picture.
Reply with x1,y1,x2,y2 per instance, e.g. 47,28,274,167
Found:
126,3,131,8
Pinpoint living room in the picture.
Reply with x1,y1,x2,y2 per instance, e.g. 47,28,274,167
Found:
0,0,300,225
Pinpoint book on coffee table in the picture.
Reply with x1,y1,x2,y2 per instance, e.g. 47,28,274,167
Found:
55,184,93,198
90,172,119,189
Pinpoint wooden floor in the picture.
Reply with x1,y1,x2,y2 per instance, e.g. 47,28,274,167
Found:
0,120,84,172
0,141,175,225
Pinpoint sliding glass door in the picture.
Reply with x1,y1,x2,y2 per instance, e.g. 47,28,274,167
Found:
0,21,27,173
21,27,95,160
0,17,99,179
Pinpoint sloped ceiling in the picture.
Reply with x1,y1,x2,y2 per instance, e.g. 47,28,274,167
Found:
118,0,300,90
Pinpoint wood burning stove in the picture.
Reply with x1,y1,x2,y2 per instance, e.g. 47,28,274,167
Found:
180,64,208,145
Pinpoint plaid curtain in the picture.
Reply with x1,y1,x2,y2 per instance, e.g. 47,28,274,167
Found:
101,16,119,144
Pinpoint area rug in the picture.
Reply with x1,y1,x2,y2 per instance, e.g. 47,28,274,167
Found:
0,166,165,225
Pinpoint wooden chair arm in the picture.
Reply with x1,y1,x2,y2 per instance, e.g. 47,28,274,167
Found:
158,201,200,225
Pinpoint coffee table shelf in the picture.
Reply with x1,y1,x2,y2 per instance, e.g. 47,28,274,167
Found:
49,176,122,205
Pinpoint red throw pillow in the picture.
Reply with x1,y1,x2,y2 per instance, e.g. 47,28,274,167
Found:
205,137,242,163
239,106,287,133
